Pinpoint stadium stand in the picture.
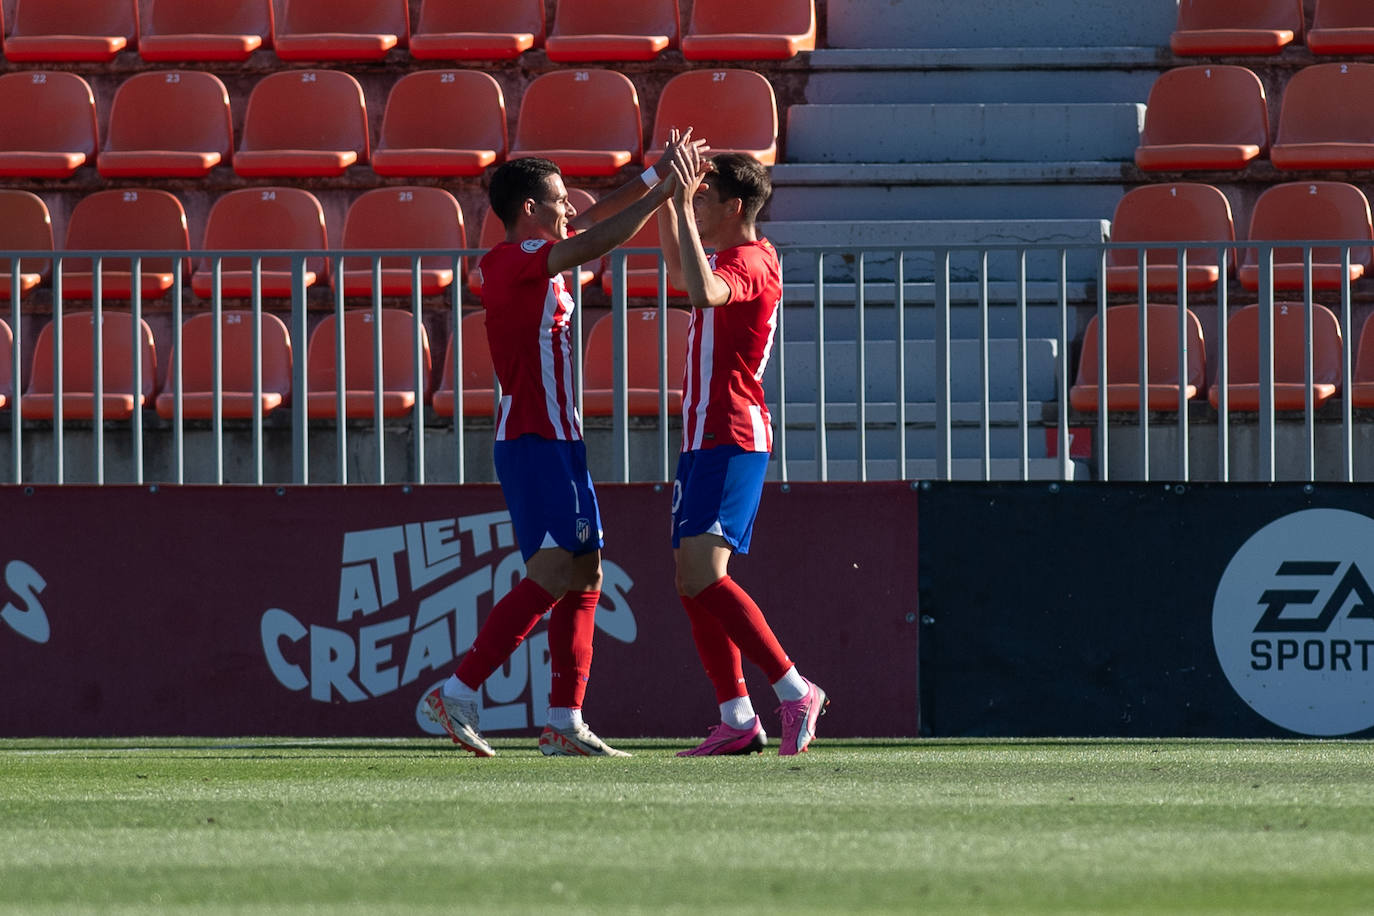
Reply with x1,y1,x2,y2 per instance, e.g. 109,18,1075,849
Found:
154,311,293,420
337,187,466,298
1105,184,1235,293
138,0,273,63
581,307,690,416
409,0,545,60
1134,65,1269,171
602,219,688,300
305,309,431,418
371,70,507,178
233,71,369,178
432,310,497,418
273,0,409,62
1238,182,1374,291
1170,0,1304,56
3,0,137,62
1209,303,1343,411
0,191,52,301
1308,0,1374,54
1270,63,1374,171
192,188,329,299
1069,305,1206,412
0,72,98,179
21,310,157,421
681,0,816,60
509,69,642,177
96,71,234,179
60,189,189,301
0,318,11,411
646,69,778,165
545,0,678,62
1349,315,1374,408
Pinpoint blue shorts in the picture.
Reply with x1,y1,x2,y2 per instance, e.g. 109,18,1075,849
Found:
671,445,770,553
494,435,604,562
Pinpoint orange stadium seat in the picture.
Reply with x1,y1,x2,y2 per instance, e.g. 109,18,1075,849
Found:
647,68,778,165
193,188,329,299
545,0,678,62
1171,0,1303,56
274,0,408,61
681,0,815,61
0,191,53,301
306,308,431,418
511,70,641,177
433,310,499,417
138,0,273,62
4,0,137,62
1209,303,1342,411
0,72,98,179
409,0,545,60
61,189,190,301
582,308,690,415
1309,0,1374,54
467,189,599,296
233,70,369,178
1238,182,1373,291
1135,66,1269,171
97,71,233,178
1348,313,1374,407
339,187,466,298
1271,64,1374,171
22,311,157,420
1106,184,1235,293
1069,305,1206,412
155,310,292,419
602,219,688,300
0,318,12,410
372,70,507,178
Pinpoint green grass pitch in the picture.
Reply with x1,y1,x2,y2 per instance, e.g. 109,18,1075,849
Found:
3,737,1374,914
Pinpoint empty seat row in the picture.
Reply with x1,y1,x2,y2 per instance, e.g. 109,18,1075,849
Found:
0,185,684,305
0,306,689,422
1138,64,1374,173
0,66,778,181
1070,301,1374,413
1107,181,1374,294
1173,0,1374,56
0,0,814,64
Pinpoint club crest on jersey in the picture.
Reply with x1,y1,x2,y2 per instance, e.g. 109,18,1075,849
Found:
521,239,547,253
576,517,592,544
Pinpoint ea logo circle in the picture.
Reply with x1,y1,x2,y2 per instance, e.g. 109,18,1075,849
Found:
1213,508,1374,736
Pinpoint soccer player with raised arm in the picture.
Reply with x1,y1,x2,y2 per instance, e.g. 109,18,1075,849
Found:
422,134,697,757
658,142,830,756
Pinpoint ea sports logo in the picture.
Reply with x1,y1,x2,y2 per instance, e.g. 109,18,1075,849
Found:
1213,508,1374,736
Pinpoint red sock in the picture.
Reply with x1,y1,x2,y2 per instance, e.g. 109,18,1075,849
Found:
455,578,556,689
680,593,747,704
548,589,599,708
692,576,793,684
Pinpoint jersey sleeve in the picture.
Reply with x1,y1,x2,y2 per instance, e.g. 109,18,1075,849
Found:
711,246,768,306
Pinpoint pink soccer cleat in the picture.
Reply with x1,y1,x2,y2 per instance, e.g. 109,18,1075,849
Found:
676,718,767,756
776,680,828,756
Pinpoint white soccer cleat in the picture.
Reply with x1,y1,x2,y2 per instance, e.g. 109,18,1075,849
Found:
423,687,496,757
538,722,630,757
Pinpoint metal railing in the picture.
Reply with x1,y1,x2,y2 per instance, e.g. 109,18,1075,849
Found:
2,240,1370,485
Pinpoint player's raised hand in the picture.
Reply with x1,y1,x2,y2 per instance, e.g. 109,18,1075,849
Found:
668,136,711,204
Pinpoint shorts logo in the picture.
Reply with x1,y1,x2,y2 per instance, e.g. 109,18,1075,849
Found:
1213,508,1374,736
576,517,591,544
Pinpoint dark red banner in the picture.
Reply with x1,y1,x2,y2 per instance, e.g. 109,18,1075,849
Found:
0,482,919,740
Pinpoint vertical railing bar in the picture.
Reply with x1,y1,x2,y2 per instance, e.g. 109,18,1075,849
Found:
855,252,867,482
332,255,347,483
815,252,828,482
211,255,224,485
935,248,950,481
1137,246,1149,482
1056,248,1069,480
1260,245,1276,482
92,258,104,485
776,251,788,482
372,258,385,484
895,250,907,480
52,257,63,484
171,259,185,485
657,258,669,482
130,256,144,486
1096,247,1108,482
291,255,309,484
251,257,264,485
9,259,21,483
1303,247,1315,482
1341,246,1354,482
451,255,464,484
611,250,629,482
412,256,426,485
1217,244,1230,482
1176,248,1190,482
979,249,990,481
1017,249,1029,481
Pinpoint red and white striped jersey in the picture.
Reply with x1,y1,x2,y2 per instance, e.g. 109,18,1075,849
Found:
681,238,781,452
478,239,582,441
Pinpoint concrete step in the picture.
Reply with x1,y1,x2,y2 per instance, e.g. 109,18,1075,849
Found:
766,176,1129,221
778,299,1082,340
767,457,1080,481
784,103,1144,164
824,0,1177,49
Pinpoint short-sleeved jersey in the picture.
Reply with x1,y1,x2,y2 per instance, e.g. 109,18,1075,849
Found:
681,238,781,452
478,239,581,441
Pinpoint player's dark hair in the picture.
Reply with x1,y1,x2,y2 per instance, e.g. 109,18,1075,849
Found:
709,153,771,224
489,157,561,230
